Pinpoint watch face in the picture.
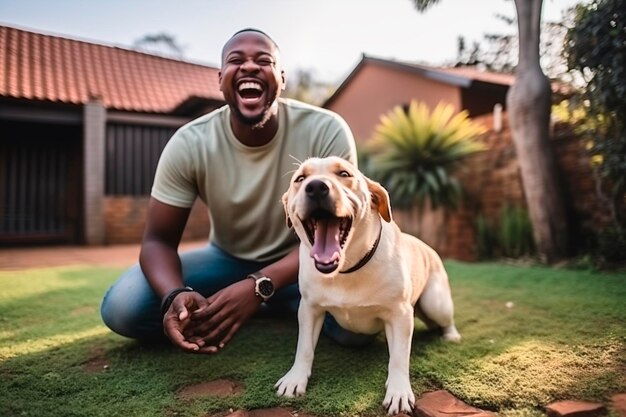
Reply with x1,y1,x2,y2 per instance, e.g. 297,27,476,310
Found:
257,278,274,297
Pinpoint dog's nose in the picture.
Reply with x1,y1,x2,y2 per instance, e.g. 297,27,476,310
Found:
305,179,329,201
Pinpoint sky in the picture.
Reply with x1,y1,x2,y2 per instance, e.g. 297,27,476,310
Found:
0,0,583,84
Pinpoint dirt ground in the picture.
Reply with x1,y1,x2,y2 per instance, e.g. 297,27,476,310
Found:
0,240,207,270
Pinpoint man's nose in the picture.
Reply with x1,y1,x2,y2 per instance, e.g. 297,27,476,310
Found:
240,58,260,72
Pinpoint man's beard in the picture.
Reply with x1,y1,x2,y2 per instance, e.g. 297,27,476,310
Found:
233,100,276,130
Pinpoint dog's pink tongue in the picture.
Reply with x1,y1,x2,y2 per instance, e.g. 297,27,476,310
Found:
311,218,341,266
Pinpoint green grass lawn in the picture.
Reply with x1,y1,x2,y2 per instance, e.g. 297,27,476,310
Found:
0,262,624,417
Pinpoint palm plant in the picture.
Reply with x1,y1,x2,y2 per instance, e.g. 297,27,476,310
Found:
366,100,486,209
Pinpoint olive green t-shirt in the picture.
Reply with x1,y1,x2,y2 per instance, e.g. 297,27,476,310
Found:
151,98,357,262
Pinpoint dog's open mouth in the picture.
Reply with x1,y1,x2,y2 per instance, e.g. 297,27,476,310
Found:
302,209,352,274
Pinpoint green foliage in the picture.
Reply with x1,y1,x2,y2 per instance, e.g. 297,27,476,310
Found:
366,100,486,209
565,0,626,228
282,69,334,106
1,264,625,416
475,214,498,260
475,205,536,260
498,204,536,258
593,226,626,265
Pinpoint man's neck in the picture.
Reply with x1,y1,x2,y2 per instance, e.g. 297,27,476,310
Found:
231,114,279,147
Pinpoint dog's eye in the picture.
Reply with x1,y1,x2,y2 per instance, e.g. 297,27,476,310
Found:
295,175,305,183
338,170,352,178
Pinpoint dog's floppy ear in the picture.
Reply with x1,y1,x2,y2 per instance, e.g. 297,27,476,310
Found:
281,191,293,228
365,177,392,223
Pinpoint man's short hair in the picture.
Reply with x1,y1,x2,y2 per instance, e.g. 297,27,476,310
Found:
222,28,280,62
229,28,279,50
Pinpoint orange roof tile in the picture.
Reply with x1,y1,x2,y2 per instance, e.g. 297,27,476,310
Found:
0,24,223,113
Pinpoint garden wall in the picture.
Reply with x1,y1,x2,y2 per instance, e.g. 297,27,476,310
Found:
103,197,210,244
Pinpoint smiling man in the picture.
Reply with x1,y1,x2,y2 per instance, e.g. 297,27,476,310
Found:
100,28,369,353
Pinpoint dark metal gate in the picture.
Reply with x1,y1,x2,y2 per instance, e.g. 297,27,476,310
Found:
105,123,175,196
0,121,82,244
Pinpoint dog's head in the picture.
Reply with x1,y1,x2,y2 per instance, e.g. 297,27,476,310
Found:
282,156,392,275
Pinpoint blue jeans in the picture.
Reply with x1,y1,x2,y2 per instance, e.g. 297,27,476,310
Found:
100,243,375,347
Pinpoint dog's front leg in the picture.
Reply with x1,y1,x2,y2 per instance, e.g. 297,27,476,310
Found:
382,307,416,415
275,300,325,397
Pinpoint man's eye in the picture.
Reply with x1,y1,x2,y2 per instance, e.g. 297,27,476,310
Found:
338,171,352,178
295,175,305,183
256,59,274,66
227,58,244,65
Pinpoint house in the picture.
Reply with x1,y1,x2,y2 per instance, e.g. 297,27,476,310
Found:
323,55,515,142
0,24,224,246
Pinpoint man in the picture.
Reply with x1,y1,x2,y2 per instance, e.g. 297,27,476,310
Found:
100,28,372,353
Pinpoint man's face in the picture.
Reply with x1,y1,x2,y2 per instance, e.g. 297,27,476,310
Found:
219,32,285,128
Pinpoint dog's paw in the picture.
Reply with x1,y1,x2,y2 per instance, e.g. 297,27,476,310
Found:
383,377,415,415
275,369,309,397
442,325,461,342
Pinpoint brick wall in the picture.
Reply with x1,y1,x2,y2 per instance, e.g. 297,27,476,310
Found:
104,197,210,244
393,113,617,261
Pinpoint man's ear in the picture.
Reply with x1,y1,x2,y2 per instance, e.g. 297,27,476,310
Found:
281,191,292,228
365,177,392,223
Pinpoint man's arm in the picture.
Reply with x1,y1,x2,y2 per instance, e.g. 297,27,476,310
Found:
140,197,190,297
257,246,299,293
140,197,210,352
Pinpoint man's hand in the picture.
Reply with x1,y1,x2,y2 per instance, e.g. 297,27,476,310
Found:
186,279,262,351
163,291,215,353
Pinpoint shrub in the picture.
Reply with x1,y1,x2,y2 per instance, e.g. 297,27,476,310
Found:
366,100,486,210
475,214,498,260
499,204,536,258
474,204,536,260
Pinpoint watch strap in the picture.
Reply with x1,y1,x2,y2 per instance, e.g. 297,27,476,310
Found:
247,271,266,280
160,286,194,316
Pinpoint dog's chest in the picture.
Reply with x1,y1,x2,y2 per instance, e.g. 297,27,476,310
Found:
326,304,386,334
305,278,403,334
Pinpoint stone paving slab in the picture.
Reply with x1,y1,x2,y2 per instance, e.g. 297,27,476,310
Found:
546,400,606,417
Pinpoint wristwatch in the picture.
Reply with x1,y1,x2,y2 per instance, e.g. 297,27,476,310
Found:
247,271,275,302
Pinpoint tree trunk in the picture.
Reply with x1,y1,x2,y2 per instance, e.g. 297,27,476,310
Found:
506,0,569,262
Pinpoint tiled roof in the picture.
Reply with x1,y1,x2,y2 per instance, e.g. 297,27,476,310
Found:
0,24,223,113
430,65,515,86
362,55,515,87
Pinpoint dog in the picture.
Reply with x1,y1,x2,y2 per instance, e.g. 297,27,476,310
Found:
275,156,461,415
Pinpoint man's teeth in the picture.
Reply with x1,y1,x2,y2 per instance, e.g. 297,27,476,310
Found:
238,82,262,91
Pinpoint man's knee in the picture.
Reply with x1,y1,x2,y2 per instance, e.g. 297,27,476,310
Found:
100,268,162,340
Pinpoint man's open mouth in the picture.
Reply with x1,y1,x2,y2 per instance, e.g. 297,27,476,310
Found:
237,80,265,104
302,209,353,273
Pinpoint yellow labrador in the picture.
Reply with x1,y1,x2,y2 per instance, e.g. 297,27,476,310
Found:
275,156,460,415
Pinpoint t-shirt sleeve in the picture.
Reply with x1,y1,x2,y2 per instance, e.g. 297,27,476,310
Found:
151,130,198,208
317,112,358,167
